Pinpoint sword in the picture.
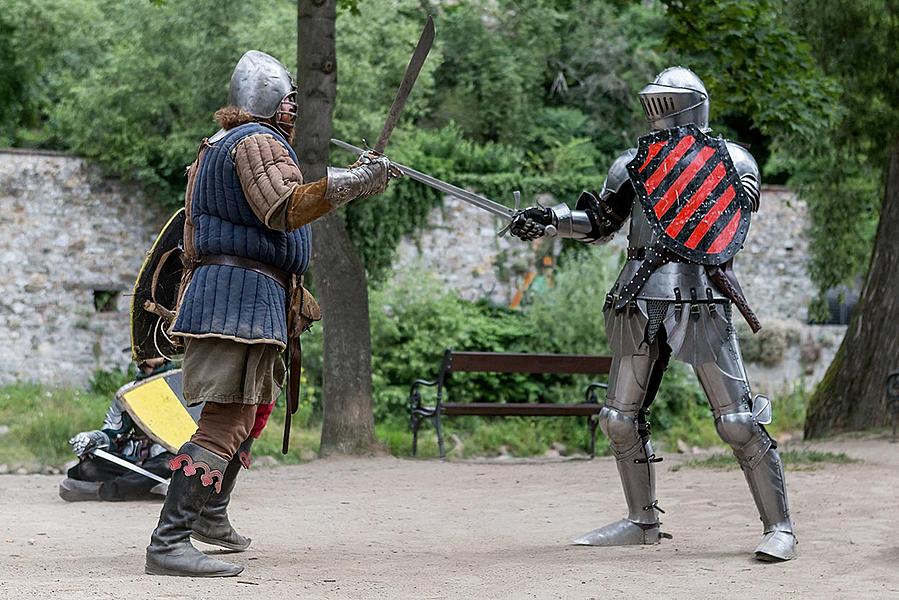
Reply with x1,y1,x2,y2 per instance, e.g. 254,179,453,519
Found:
374,15,435,153
92,448,168,488
331,138,558,237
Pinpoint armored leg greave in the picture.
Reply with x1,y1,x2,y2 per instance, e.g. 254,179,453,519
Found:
145,442,243,577
695,338,796,561
192,436,254,552
574,348,669,546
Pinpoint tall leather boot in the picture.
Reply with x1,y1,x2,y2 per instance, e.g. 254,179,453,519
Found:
192,436,253,552
145,442,243,577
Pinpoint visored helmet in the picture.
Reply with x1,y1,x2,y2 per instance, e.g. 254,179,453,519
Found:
228,50,297,138
638,66,709,132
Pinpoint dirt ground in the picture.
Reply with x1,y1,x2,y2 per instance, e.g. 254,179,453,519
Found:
0,436,897,600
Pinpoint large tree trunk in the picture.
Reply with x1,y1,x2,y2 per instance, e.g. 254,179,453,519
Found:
296,1,379,456
805,141,899,438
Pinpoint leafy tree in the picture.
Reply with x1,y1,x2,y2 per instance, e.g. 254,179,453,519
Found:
791,0,899,437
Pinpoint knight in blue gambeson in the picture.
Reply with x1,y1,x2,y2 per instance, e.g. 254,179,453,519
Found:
144,51,398,578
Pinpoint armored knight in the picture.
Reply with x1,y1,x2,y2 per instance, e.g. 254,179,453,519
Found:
144,50,397,577
509,67,796,561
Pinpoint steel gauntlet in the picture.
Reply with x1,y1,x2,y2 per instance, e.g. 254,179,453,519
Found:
324,153,394,208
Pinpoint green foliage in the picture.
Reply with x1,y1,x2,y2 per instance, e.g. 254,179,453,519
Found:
778,0,899,300
430,1,561,146
660,0,839,141
2,0,892,297
0,0,666,276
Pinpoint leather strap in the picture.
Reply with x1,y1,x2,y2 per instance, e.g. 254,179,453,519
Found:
195,254,291,289
615,245,667,310
282,275,306,455
626,247,690,262
283,331,301,454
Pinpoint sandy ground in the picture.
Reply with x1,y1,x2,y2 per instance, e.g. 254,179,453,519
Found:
0,436,897,600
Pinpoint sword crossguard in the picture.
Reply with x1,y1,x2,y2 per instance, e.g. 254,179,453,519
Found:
497,191,523,238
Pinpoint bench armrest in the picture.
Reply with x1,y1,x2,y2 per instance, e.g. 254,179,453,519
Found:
408,379,440,415
584,381,609,404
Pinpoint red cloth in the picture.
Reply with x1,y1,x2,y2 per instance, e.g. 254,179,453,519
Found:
250,402,275,438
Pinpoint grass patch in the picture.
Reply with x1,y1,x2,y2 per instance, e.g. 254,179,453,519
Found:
671,448,860,472
378,415,610,459
0,376,828,469
0,383,111,468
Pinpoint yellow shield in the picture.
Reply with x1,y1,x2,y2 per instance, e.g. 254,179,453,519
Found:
116,369,201,453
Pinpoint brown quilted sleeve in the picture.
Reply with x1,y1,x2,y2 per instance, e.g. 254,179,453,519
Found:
232,133,305,229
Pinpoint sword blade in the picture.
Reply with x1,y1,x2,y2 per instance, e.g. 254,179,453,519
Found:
331,138,515,220
92,448,168,485
374,15,436,153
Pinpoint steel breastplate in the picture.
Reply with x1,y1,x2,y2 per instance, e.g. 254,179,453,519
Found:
613,203,729,301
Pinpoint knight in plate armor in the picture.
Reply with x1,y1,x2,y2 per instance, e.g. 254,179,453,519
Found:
509,67,796,561
144,50,398,578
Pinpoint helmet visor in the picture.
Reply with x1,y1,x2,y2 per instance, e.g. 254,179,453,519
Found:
638,83,707,124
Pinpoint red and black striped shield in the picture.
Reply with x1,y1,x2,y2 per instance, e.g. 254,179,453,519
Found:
626,124,752,265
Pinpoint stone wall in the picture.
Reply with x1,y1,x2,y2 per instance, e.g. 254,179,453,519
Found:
391,186,846,396
0,149,845,396
0,149,169,386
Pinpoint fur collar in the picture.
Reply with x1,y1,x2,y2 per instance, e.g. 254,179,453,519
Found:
214,106,256,130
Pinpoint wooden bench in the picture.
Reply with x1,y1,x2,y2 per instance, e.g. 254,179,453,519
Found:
408,349,612,458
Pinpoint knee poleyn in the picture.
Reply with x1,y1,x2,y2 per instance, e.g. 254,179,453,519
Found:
599,406,641,451
715,411,772,468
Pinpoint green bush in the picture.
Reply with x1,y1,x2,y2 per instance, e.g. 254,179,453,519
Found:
363,246,714,455
88,366,134,397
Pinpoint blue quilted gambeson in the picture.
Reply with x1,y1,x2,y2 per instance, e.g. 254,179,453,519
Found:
172,123,311,346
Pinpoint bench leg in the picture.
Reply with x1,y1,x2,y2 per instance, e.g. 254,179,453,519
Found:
434,413,446,459
589,415,599,459
411,415,420,457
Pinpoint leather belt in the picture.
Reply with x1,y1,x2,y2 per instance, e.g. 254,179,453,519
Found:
619,247,762,333
191,253,303,452
195,254,291,289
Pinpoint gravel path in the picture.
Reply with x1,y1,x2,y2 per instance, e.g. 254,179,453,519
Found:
1,436,896,599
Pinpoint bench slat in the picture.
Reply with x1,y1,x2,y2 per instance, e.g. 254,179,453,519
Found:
448,352,612,375
441,402,602,416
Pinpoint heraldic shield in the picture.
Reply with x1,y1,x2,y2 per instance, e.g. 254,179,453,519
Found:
116,369,202,453
626,124,752,265
130,209,185,363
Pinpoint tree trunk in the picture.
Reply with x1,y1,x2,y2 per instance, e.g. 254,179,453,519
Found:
805,141,899,438
296,1,379,455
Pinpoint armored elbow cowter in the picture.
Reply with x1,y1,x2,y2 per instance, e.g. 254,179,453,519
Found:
726,141,761,212
324,154,392,208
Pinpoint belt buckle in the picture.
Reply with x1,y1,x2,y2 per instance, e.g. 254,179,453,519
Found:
689,288,700,320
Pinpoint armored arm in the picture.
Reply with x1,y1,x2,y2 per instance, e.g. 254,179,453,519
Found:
232,133,396,232
726,142,761,212
510,149,635,243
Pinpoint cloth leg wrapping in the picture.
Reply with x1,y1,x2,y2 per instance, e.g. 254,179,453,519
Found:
190,403,257,460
